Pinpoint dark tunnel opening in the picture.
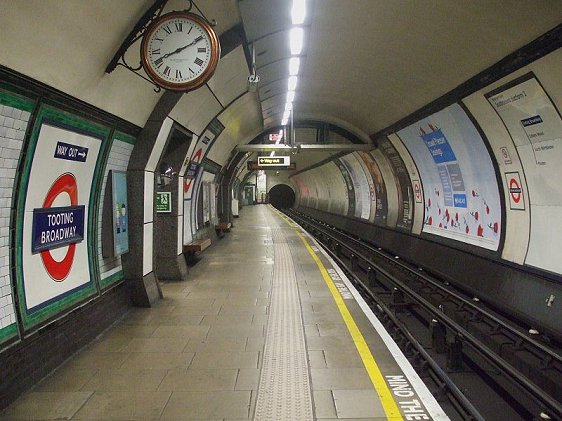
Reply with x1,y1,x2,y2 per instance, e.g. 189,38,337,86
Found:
268,184,295,209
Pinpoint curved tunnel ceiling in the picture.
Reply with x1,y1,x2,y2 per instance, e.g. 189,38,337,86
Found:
1,1,561,161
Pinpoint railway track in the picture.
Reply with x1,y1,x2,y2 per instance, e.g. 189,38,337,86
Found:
283,208,562,421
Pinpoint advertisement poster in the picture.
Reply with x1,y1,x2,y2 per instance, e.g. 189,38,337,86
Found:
396,103,501,250
487,74,562,273
358,151,388,224
340,154,371,220
334,159,355,217
184,118,224,244
20,116,103,326
111,171,129,255
377,137,413,231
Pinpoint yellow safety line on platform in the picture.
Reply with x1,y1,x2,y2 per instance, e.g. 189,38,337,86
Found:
273,209,403,419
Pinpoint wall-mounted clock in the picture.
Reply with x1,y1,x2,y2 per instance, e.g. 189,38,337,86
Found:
141,11,220,91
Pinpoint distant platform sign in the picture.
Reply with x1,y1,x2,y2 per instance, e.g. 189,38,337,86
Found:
54,141,88,162
505,171,525,210
258,156,290,167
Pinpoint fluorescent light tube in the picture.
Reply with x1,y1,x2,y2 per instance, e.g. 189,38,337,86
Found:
292,0,306,25
290,27,304,55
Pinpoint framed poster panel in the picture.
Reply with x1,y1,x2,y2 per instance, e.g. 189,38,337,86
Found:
15,106,109,329
396,104,501,250
111,170,129,255
486,73,562,273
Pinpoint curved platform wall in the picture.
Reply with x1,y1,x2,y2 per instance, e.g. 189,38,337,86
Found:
293,49,562,340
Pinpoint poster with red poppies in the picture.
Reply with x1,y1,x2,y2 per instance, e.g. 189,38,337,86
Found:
396,104,501,250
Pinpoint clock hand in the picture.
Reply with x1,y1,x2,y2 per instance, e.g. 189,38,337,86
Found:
160,36,204,60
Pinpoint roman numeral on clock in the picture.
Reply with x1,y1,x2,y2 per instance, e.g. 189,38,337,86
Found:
176,69,183,79
175,23,183,32
197,47,207,53
163,66,171,76
194,57,204,66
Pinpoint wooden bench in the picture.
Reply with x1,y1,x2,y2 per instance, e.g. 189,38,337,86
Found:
215,222,232,238
183,238,211,265
183,238,211,252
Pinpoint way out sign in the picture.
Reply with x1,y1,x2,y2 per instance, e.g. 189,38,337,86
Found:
505,172,525,210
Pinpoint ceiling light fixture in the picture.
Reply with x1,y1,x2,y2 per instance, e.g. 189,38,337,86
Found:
288,76,298,91
281,118,288,126
291,0,306,25
287,91,295,103
290,27,304,55
289,57,300,76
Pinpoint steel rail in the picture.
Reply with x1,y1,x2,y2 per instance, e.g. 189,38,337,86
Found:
322,241,486,421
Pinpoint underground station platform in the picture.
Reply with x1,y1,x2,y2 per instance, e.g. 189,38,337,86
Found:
1,205,448,420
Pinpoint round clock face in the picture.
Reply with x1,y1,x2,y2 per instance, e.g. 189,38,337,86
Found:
141,12,220,91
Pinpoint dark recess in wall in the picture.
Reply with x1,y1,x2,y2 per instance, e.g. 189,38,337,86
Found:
269,184,295,209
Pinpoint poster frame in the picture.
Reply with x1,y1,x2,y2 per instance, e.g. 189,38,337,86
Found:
14,105,109,330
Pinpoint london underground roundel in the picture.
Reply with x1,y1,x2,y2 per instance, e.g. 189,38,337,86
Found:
41,173,78,281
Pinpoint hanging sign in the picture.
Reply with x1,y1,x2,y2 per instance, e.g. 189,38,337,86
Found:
257,156,291,166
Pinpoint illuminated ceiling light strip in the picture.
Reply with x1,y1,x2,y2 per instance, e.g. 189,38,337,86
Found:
287,91,295,103
289,57,300,76
281,118,288,126
288,76,298,91
291,0,306,25
290,27,304,55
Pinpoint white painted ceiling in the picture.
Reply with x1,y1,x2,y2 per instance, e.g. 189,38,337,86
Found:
1,0,561,173
239,0,562,135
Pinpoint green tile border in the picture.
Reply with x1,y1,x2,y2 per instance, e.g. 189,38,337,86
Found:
0,89,37,346
100,270,125,290
0,324,18,343
113,131,136,145
0,89,35,111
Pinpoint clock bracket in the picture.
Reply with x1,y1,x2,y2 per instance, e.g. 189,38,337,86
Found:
105,0,217,92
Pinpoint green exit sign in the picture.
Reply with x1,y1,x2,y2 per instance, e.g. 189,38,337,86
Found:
156,191,172,213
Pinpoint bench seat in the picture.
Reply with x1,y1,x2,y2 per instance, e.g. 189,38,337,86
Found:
183,238,211,253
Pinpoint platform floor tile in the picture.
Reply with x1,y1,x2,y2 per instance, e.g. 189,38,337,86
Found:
72,391,171,420
0,392,93,420
160,391,252,420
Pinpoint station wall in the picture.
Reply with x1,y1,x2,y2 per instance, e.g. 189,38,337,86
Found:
0,78,139,409
294,48,562,281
